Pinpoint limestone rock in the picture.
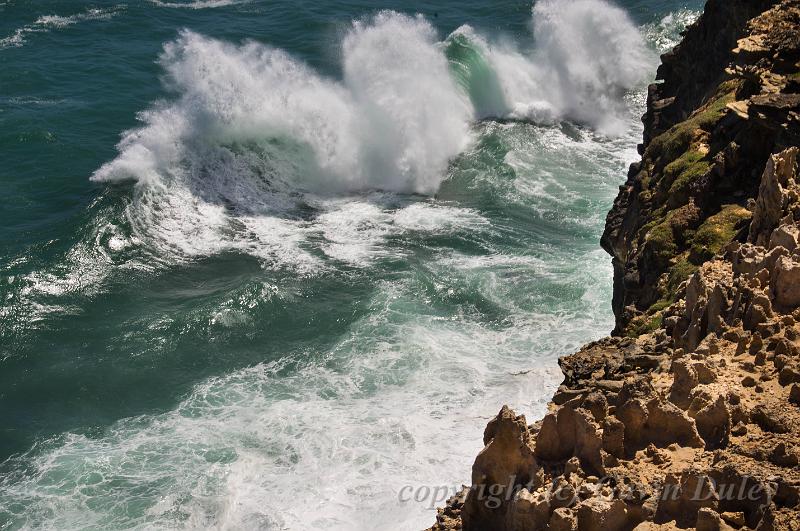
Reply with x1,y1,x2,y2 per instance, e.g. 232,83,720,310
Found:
462,406,538,529
773,255,800,308
696,508,735,531
750,404,790,433
575,498,628,531
669,360,698,408
549,507,577,531
429,4,800,531
504,489,549,531
693,395,731,449
655,471,719,527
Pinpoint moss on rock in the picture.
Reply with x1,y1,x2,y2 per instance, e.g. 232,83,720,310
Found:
665,150,711,200
689,204,752,263
646,83,739,165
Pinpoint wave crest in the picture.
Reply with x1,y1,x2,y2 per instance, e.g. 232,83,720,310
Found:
93,13,471,196
93,2,655,194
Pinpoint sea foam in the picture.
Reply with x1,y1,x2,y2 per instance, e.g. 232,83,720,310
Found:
93,13,472,196
0,6,121,49
447,0,655,134
93,2,653,191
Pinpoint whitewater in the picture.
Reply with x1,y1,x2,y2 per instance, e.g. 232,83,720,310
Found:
0,1,700,529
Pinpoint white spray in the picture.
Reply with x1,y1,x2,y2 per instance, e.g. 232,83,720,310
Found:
93,12,472,195
451,0,655,134
89,2,654,265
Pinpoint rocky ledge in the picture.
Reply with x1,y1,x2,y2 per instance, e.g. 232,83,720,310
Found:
429,1,800,530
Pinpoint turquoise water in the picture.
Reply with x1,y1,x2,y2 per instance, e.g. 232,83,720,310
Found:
1,1,700,528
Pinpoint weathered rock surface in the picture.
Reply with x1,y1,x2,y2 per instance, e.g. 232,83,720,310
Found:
429,1,800,530
601,0,800,336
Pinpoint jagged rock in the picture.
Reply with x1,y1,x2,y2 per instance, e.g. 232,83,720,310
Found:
550,477,577,510
534,413,563,462
769,223,799,252
696,508,736,531
549,507,577,531
769,442,799,467
462,406,538,530
575,498,628,531
533,404,605,475
645,444,670,465
429,4,800,530
616,395,705,451
790,383,800,404
773,255,800,308
632,523,681,530
504,489,549,531
720,512,746,528
693,395,731,449
750,148,798,246
693,362,717,384
558,341,623,386
573,409,604,475
669,360,699,408
583,391,608,422
655,470,719,527
779,365,800,386
602,416,626,458
750,404,791,433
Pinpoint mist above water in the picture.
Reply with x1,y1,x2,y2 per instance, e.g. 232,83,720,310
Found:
93,1,654,196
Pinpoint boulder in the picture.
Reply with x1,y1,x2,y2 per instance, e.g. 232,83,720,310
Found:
504,489,549,531
549,507,577,531
693,395,731,449
772,255,800,308
576,498,628,531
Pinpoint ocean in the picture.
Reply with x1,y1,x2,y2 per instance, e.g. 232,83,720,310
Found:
0,0,701,528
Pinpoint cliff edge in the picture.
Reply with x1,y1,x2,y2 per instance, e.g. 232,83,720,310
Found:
430,1,800,529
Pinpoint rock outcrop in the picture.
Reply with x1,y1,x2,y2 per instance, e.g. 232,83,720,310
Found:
601,0,800,336
430,1,800,529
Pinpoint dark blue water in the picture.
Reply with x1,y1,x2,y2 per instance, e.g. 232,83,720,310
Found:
1,1,700,528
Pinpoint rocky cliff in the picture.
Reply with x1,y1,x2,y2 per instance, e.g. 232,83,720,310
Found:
430,1,800,529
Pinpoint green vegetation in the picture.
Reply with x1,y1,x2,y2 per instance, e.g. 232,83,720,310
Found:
646,81,739,165
644,202,701,267
646,217,678,262
667,255,698,296
644,204,750,313
634,79,748,319
624,311,664,337
689,204,751,263
664,150,711,197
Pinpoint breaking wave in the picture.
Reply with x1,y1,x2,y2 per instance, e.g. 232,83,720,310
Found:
93,13,472,195
93,1,653,192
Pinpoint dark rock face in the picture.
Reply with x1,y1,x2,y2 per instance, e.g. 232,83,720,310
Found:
644,0,779,145
430,1,800,530
601,0,800,335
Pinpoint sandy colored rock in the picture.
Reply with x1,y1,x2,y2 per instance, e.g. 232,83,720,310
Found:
548,507,577,531
575,498,628,531
461,406,538,530
773,255,800,308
